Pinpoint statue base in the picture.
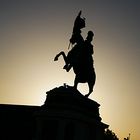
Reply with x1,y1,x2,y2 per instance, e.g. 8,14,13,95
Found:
34,85,108,140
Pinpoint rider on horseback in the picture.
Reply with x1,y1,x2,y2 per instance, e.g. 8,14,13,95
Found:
63,10,85,72
54,11,96,97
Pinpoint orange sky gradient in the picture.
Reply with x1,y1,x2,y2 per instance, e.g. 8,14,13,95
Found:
0,1,140,140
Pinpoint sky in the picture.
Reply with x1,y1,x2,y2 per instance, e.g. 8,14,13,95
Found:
0,0,140,139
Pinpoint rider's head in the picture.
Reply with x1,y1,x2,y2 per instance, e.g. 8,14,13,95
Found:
86,31,94,42
88,31,94,37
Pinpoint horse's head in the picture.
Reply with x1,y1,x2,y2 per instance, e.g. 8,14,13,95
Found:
73,11,85,32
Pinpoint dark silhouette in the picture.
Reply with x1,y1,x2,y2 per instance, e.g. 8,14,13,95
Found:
54,11,96,97
104,129,119,140
0,11,113,140
0,104,40,140
0,86,109,140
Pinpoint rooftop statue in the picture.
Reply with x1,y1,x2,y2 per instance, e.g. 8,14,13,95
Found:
54,11,96,97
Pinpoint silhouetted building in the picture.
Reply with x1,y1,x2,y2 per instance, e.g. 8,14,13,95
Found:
0,85,108,140
35,85,108,140
0,104,39,140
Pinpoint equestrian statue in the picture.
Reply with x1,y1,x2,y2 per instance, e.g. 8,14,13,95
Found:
54,11,96,97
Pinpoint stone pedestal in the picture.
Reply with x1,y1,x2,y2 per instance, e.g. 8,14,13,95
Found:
34,85,108,140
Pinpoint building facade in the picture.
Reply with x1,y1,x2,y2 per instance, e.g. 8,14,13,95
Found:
0,86,108,140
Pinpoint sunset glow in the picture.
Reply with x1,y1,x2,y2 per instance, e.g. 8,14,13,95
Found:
0,1,140,140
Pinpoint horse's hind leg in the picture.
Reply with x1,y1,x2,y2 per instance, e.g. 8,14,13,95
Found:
74,76,79,90
85,72,96,98
85,82,93,97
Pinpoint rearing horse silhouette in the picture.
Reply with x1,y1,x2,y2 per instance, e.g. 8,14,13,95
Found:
54,11,96,97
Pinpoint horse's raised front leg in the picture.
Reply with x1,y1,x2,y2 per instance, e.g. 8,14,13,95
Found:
54,51,63,61
54,51,72,72
54,51,67,62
